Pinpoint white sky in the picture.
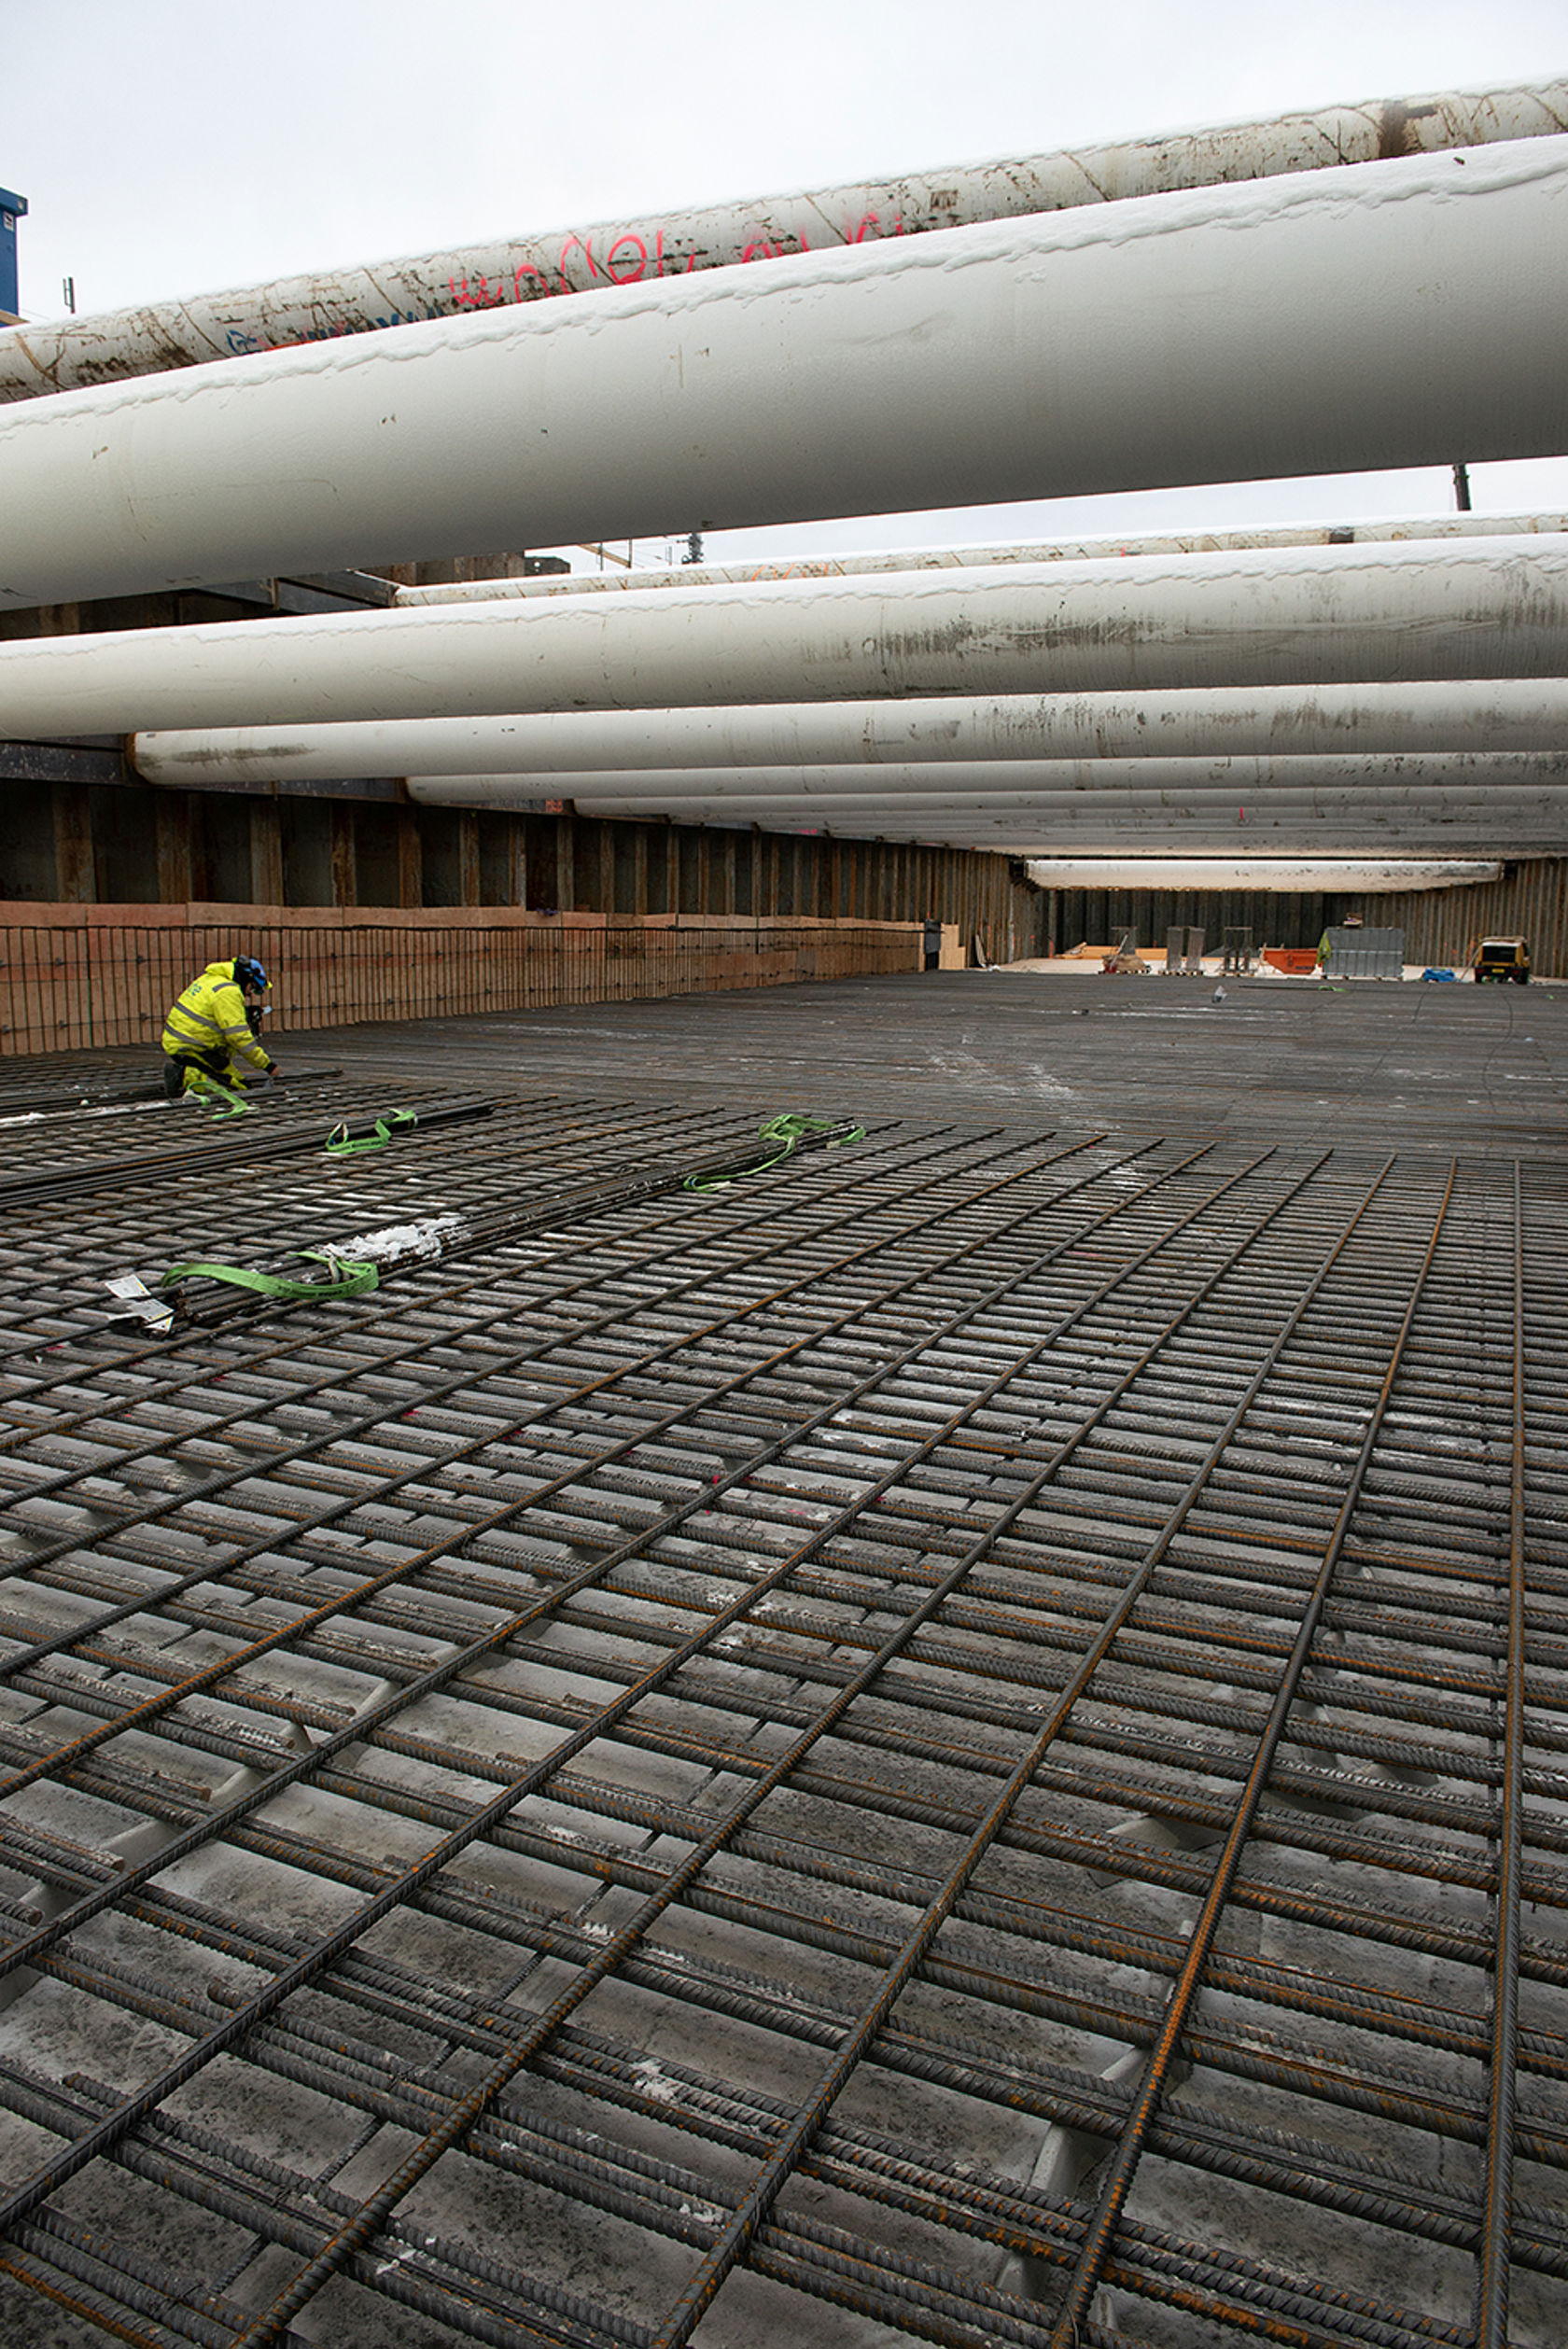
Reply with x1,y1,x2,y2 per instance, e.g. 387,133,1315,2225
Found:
6,0,1568,567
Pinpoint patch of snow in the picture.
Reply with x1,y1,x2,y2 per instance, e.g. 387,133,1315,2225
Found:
322,1213,465,1265
632,2059,679,2104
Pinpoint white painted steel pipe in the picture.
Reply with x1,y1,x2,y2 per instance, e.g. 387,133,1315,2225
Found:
573,779,1568,818
5,77,1561,403
6,141,1568,611
128,678,1568,790
573,812,1568,850
420,756,1568,821
395,512,1568,605
9,539,1568,739
1024,858,1500,890
624,830,1564,854
604,794,1568,851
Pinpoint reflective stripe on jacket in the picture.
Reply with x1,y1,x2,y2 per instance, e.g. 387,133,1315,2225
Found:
161,960,271,1073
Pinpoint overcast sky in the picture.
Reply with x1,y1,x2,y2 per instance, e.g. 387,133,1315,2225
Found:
6,0,1567,567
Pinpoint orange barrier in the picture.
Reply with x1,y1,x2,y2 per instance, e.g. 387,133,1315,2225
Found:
1262,946,1321,973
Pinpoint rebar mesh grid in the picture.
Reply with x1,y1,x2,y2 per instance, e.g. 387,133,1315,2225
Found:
0,1084,1561,2349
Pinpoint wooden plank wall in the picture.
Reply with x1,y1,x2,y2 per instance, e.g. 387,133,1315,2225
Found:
0,905,938,1056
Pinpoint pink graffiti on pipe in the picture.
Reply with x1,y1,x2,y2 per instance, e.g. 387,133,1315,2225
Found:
445,210,904,310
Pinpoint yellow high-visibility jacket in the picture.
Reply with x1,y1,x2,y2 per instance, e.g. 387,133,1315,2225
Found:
161,961,272,1077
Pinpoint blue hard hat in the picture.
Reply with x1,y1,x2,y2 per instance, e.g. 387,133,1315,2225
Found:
233,957,270,994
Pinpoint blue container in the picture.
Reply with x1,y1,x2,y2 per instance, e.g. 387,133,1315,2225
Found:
0,187,27,318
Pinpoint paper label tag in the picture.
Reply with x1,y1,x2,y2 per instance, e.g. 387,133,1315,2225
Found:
103,1273,175,1330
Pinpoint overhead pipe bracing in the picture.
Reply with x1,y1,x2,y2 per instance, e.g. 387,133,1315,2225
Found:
589,790,1568,853
396,510,1568,607
423,750,1568,808
2,76,1561,404
1023,858,1502,891
441,796,1568,853
567,777,1568,819
9,538,1568,740
129,680,1568,790
4,142,1568,611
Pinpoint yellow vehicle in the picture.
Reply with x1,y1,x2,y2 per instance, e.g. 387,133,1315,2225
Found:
1468,935,1531,985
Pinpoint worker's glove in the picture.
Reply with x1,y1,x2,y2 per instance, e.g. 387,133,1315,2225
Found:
264,1061,279,1078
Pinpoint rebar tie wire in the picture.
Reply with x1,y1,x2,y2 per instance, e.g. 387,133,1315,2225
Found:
0,1143,1230,2016
0,1141,1504,2349
224,1148,1394,2347
1045,1159,1458,2349
0,1140,1283,2324
223,1149,1356,2349
0,1127,1143,1750
0,1107,1004,1441
1475,1162,1528,2349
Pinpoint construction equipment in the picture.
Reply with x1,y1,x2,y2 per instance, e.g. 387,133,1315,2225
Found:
1319,926,1406,980
1100,930,1151,975
1468,932,1531,983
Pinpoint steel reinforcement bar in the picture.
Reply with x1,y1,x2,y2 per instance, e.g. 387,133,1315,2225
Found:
0,1099,1561,2347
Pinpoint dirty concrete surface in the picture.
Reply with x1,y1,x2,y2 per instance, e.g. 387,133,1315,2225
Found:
0,964,1563,2347
305,965,1568,1157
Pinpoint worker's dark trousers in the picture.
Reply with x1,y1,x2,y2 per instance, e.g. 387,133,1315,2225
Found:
163,1048,229,1099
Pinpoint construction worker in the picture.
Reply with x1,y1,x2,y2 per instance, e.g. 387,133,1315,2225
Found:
161,956,280,1099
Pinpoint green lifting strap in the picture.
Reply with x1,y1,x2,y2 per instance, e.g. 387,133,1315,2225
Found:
682,1112,866,1194
160,1251,380,1303
325,1107,420,1156
186,1072,252,1119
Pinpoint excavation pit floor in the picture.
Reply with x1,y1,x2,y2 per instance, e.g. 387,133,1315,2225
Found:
0,968,1562,2347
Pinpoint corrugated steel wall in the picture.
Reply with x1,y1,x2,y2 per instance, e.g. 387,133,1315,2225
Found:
1044,886,1342,955
1343,859,1568,975
1045,866,1568,974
